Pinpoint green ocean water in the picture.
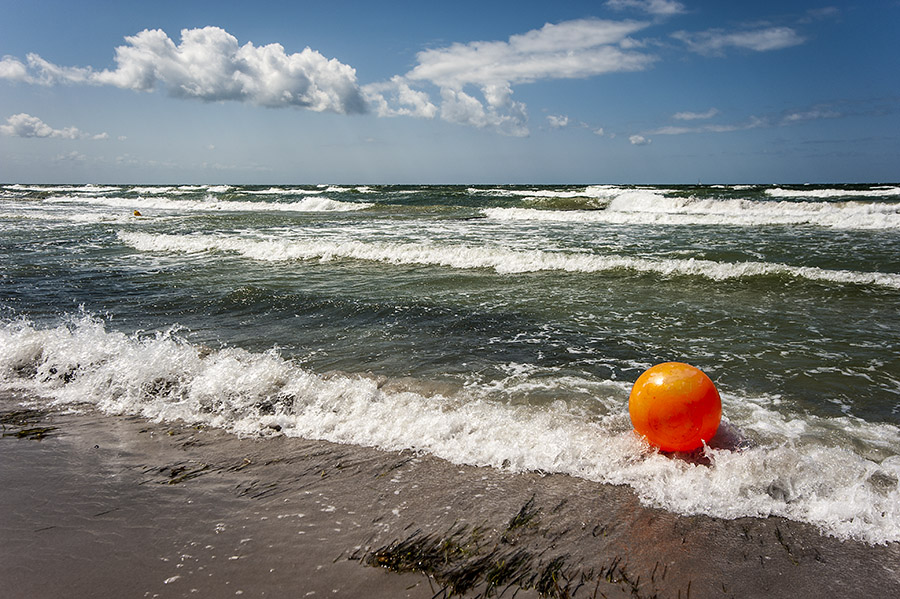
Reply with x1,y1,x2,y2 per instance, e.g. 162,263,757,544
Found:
2,182,900,543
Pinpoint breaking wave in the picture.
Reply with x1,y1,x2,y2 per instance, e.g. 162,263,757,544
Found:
484,189,900,230
766,186,900,199
45,194,371,213
2,314,898,544
117,231,900,289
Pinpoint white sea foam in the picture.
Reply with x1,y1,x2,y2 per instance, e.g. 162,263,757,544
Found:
44,195,371,213
117,231,900,290
469,185,633,200
317,185,375,194
205,185,232,193
241,186,375,196
2,314,898,544
484,189,900,229
4,210,140,226
766,186,900,198
4,184,122,194
128,186,201,195
129,186,174,194
244,187,324,195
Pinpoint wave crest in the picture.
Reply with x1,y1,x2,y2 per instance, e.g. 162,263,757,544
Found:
118,231,900,289
46,194,371,213
485,189,900,229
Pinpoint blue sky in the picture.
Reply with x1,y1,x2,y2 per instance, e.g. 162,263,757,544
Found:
1,0,897,183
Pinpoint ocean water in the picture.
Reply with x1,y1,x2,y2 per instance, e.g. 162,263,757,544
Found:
2,182,899,544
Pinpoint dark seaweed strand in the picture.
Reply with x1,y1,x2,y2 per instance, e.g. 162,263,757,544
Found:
361,523,667,598
1,408,57,440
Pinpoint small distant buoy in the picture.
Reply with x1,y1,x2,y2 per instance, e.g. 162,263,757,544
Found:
628,362,721,452
133,210,142,216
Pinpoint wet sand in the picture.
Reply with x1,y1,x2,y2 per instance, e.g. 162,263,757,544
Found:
2,392,898,598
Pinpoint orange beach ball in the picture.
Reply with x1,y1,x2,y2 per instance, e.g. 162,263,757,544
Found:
628,362,721,452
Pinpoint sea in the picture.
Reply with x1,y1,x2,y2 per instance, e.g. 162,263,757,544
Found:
1,182,899,545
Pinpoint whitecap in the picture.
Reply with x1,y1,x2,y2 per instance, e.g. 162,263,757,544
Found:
484,189,900,230
117,231,900,290
44,194,371,213
766,187,900,199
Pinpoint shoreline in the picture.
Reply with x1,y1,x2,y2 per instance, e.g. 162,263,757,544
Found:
2,392,898,598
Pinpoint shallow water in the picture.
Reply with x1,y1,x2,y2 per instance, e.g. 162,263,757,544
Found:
2,182,899,543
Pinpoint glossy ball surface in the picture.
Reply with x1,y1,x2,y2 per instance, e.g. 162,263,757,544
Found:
628,362,722,452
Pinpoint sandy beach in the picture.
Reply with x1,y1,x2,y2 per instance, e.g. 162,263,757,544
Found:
2,391,898,598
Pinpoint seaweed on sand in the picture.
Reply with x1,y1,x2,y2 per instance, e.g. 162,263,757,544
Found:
363,526,536,597
360,505,659,599
1,409,57,440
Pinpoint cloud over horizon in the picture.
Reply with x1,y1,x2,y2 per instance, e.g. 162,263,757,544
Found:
0,27,366,114
0,16,820,141
366,18,656,136
406,19,653,88
647,102,847,136
4,19,661,137
1,113,108,140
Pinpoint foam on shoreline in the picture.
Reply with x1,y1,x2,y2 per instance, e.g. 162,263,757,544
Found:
3,314,899,544
2,393,899,598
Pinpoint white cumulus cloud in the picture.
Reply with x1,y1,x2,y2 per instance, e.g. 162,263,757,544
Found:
547,114,569,128
0,27,366,114
367,18,656,136
8,20,656,136
629,134,651,145
439,85,529,137
0,56,29,80
673,26,806,56
0,113,108,140
407,19,653,88
363,76,437,118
